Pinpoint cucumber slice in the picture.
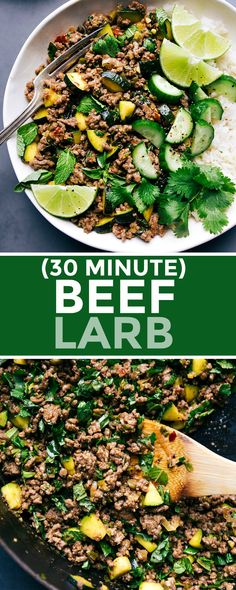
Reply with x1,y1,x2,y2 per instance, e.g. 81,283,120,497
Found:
191,98,223,124
189,82,208,102
132,119,165,148
101,72,130,92
166,108,193,144
132,142,158,179
148,74,184,104
206,74,236,101
159,144,184,172
191,120,214,156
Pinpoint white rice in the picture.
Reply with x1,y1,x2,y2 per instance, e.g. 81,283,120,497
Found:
196,97,236,183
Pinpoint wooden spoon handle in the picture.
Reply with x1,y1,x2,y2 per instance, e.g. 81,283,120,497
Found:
178,432,236,497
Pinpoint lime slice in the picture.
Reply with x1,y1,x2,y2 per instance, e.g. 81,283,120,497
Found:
32,184,97,218
160,39,222,88
172,5,231,60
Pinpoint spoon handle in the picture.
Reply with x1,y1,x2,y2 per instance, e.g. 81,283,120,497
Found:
179,432,236,497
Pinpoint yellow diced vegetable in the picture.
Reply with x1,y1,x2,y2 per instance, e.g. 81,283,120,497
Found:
11,415,29,430
98,24,114,37
119,100,136,121
189,529,203,549
61,457,75,475
184,384,199,402
162,403,184,422
143,206,153,222
80,514,107,541
143,483,163,507
71,576,93,588
43,89,62,107
87,130,108,152
73,130,82,144
139,582,163,590
110,556,132,579
24,142,38,163
135,534,157,553
1,482,22,510
0,411,8,428
188,359,208,378
75,112,87,131
13,359,27,365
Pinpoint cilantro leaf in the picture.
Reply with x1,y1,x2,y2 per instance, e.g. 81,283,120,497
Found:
17,122,38,157
132,178,160,213
54,150,76,184
164,165,199,200
14,169,54,192
195,189,234,234
174,204,190,237
105,179,134,212
194,165,235,193
93,35,119,57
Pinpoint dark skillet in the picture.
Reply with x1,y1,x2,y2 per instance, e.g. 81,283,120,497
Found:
0,395,236,590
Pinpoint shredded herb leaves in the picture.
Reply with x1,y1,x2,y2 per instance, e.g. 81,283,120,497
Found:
159,163,235,236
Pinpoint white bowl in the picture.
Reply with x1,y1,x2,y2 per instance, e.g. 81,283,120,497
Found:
3,0,236,252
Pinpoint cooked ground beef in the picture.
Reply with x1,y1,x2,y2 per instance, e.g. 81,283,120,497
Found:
0,359,235,589
20,1,195,242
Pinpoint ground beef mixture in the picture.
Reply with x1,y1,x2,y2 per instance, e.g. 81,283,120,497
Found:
21,1,194,242
0,359,235,590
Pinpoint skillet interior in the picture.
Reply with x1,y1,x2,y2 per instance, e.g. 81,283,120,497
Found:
0,394,235,590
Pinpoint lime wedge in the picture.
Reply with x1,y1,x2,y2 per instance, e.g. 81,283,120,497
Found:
172,5,231,60
32,184,97,218
160,39,222,88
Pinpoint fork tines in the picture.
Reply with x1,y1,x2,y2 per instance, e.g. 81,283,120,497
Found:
45,25,104,77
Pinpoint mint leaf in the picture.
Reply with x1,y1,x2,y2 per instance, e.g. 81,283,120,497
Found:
14,169,54,192
106,182,132,211
82,167,104,180
17,122,38,157
77,95,104,115
54,150,76,184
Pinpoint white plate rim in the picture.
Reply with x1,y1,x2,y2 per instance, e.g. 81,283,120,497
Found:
3,0,236,253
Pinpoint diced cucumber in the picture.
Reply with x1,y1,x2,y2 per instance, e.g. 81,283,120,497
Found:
206,74,236,101
189,82,208,103
191,98,223,124
166,108,193,144
191,120,214,156
132,119,165,148
159,144,184,172
132,142,158,179
149,74,184,104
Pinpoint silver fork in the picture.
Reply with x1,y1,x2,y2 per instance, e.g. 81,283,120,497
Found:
0,26,103,146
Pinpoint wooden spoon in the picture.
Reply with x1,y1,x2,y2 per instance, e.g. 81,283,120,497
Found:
141,419,236,500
